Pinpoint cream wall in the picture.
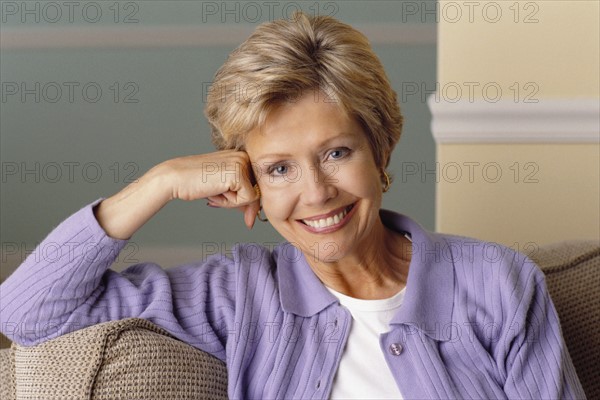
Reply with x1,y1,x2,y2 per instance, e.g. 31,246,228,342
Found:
435,0,600,246
438,0,599,97
437,144,599,246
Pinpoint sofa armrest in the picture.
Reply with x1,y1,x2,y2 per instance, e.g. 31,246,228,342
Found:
0,347,15,400
532,240,600,400
8,318,227,399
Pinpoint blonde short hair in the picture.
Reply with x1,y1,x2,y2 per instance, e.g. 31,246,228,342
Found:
204,11,403,169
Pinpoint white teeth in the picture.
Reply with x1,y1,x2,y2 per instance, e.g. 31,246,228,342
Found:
303,207,349,229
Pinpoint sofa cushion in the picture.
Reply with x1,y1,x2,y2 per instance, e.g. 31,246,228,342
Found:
0,347,15,400
92,321,227,399
531,240,600,400
11,318,227,399
13,319,108,399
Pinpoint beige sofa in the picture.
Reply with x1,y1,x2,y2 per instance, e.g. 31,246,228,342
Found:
1,241,598,399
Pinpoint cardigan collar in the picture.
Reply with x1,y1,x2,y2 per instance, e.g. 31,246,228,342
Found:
276,242,339,317
276,209,455,342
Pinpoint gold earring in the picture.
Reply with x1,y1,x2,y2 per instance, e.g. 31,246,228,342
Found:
382,171,391,193
253,184,268,222
257,206,268,222
253,184,261,198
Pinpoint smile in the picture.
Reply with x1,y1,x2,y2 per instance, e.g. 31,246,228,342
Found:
297,203,357,233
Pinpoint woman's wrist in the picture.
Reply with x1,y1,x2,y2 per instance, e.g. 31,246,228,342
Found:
94,164,172,240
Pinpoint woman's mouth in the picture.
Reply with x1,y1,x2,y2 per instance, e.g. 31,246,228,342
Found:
297,203,357,233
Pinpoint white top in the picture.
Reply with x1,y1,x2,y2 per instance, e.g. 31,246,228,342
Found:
326,285,406,400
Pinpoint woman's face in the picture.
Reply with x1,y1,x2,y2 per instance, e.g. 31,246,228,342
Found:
245,90,385,263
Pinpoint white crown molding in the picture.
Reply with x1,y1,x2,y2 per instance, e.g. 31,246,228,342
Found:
428,97,600,143
0,23,435,49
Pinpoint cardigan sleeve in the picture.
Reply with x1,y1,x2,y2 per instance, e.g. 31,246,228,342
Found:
0,199,236,361
502,257,586,399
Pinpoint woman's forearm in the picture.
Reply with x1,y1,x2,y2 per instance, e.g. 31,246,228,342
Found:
93,164,171,240
94,151,261,239
0,151,260,345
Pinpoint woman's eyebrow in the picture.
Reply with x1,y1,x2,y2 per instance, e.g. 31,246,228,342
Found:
254,132,358,162
254,153,293,162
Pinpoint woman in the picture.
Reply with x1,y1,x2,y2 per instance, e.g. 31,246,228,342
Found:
0,12,585,400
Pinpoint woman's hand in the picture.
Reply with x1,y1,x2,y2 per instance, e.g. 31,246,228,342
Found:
94,150,261,240
163,150,260,228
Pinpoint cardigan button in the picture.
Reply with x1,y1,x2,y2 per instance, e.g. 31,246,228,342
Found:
389,343,403,356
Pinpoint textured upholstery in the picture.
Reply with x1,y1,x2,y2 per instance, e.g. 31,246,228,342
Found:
530,240,600,399
0,240,598,399
0,344,15,400
92,322,227,399
0,318,227,400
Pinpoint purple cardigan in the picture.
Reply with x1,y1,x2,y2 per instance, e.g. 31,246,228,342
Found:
1,199,586,399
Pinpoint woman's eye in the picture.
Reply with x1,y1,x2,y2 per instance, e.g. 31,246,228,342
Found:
268,164,288,175
328,148,350,160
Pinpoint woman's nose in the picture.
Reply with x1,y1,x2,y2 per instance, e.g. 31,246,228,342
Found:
300,165,338,206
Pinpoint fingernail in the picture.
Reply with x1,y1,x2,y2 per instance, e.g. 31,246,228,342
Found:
206,202,219,208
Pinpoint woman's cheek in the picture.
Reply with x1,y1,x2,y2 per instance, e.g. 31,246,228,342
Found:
261,187,297,221
342,164,378,196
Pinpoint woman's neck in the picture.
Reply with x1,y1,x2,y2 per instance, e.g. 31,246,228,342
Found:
308,219,412,300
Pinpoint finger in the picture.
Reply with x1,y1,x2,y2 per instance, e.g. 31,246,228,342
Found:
243,201,261,229
221,184,259,208
207,195,224,202
206,195,227,208
220,190,239,206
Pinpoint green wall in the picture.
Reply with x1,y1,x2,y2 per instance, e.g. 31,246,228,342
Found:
1,1,436,256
